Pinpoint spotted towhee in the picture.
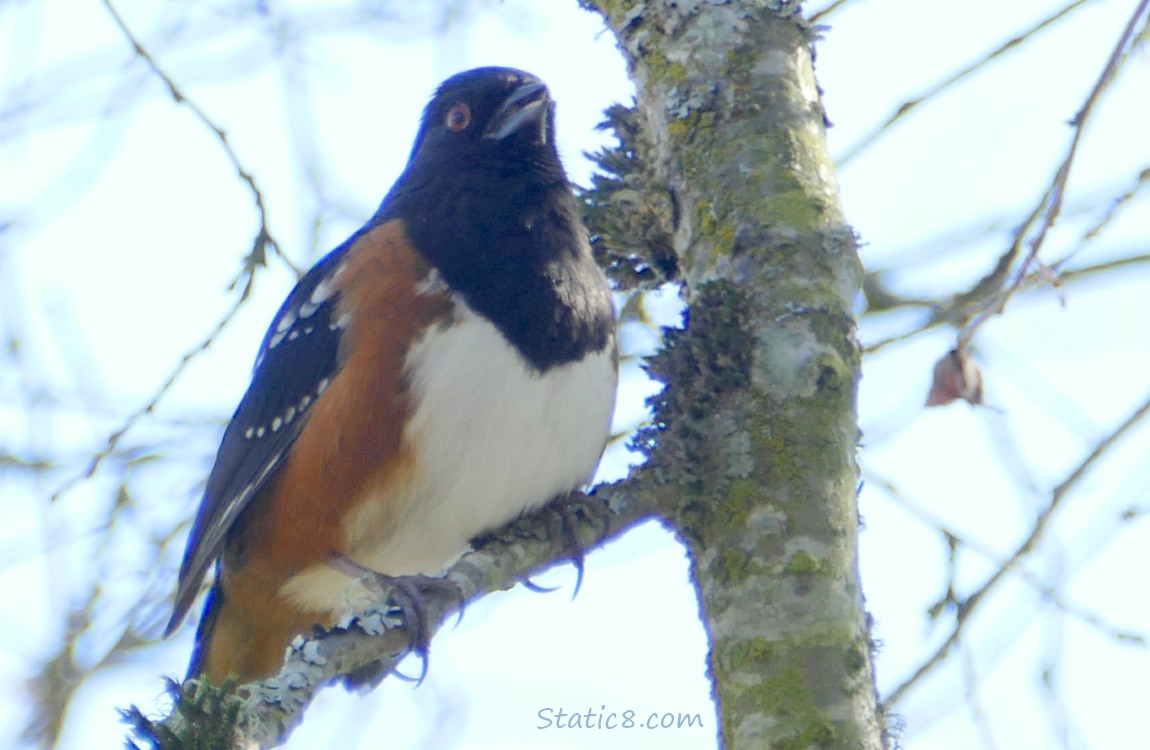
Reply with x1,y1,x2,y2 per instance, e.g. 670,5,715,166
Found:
165,67,618,684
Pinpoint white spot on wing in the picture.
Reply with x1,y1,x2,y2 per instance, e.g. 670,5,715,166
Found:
276,309,297,333
272,417,283,432
299,301,319,318
317,377,330,395
244,427,254,439
331,312,352,331
311,276,336,305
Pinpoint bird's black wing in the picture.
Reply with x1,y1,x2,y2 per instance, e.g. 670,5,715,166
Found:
166,236,361,634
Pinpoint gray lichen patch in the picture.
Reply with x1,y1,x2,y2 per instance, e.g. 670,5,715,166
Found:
754,318,853,400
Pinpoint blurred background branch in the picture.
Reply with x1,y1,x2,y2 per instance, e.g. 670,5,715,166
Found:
2,0,1149,748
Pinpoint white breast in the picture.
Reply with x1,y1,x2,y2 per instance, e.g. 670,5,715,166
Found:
385,299,615,568
280,296,616,614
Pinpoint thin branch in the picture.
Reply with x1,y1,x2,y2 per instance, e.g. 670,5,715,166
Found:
859,172,1148,282
837,0,1091,166
862,321,945,355
1079,164,1150,242
862,248,1150,353
867,472,1147,645
808,0,855,25
70,1,316,500
49,269,255,502
882,388,1150,707
1054,249,1150,283
99,0,300,277
956,0,1150,350
960,646,1000,750
1038,628,1086,750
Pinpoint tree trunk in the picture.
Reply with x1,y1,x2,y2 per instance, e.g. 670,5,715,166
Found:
585,1,884,747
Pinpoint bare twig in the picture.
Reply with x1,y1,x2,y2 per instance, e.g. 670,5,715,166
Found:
955,0,1150,350
99,0,300,276
51,1,313,500
808,0,855,24
862,248,1150,353
1054,250,1150,283
1079,165,1150,242
882,389,1150,707
49,270,254,502
867,472,1147,645
837,0,1091,166
960,646,1000,750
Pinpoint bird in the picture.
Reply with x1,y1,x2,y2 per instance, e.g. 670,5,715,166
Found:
165,67,618,685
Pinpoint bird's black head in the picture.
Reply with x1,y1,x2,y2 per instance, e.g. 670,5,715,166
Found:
403,66,562,181
372,67,573,244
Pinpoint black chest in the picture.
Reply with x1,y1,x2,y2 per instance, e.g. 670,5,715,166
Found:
383,173,615,372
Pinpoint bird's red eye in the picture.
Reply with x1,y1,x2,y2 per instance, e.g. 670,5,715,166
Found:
445,103,471,132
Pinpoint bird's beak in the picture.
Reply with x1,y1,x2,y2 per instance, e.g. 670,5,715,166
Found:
484,82,550,145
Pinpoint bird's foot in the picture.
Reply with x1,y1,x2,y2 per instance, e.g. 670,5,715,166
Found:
520,490,609,598
328,555,462,686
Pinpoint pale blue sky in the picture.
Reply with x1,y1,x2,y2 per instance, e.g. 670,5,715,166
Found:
2,1,1149,748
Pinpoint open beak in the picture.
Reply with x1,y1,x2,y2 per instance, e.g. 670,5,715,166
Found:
483,82,550,145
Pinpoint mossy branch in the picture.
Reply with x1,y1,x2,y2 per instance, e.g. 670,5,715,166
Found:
122,483,663,749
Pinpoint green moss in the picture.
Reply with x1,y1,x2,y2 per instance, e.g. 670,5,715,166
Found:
778,721,837,750
691,475,757,549
733,665,837,749
667,110,701,140
692,197,738,272
724,45,759,87
645,48,670,79
696,199,717,234
844,639,868,677
723,636,782,671
756,423,804,486
715,221,737,256
718,548,751,584
644,280,754,422
123,677,245,750
784,550,822,576
762,187,824,231
723,477,759,511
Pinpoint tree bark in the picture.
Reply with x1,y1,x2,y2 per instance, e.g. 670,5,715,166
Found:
584,1,884,747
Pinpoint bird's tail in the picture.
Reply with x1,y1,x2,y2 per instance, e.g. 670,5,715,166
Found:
186,577,224,679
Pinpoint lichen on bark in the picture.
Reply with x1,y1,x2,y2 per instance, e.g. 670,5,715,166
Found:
583,0,884,747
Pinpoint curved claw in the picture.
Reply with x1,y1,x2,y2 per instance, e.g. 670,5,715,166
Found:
390,662,426,684
545,490,611,599
384,575,436,685
522,577,561,594
569,555,585,601
556,504,587,599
